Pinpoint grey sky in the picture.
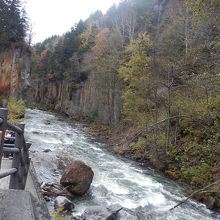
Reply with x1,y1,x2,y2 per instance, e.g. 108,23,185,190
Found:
23,0,120,43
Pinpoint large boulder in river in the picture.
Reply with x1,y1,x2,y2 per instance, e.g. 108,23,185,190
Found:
60,160,94,196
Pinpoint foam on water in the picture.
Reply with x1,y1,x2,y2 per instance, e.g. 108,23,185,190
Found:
24,109,220,219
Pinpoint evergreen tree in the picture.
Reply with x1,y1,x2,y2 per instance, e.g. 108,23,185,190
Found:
0,0,27,48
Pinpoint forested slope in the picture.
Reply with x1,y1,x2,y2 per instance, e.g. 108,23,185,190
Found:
31,0,220,210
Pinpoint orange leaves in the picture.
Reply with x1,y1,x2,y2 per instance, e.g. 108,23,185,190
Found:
92,28,111,57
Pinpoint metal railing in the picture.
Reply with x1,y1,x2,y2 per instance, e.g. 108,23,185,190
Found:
0,108,31,190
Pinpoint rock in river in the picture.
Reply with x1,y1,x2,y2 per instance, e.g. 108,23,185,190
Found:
54,196,74,212
43,149,52,153
60,160,94,196
72,204,123,220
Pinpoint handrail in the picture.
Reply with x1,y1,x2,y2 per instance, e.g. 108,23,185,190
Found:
7,122,23,135
3,144,15,148
3,147,20,153
0,108,31,190
0,168,17,179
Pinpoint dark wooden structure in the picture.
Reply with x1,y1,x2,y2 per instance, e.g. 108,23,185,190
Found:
0,108,31,189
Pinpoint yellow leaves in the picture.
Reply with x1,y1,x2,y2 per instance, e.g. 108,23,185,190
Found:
92,28,111,56
51,206,65,220
7,98,26,124
118,66,130,82
126,32,152,56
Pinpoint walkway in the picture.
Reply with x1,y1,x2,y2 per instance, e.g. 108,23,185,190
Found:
0,158,50,220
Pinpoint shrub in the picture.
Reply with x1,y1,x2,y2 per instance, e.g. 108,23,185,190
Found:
7,98,26,123
181,162,210,186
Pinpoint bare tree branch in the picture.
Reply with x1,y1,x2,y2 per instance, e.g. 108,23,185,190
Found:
170,180,220,211
124,115,185,147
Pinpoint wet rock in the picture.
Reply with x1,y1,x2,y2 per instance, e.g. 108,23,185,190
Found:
43,149,51,153
83,207,112,220
44,196,51,202
118,208,138,220
44,120,51,125
107,204,123,215
54,196,74,212
73,204,122,220
60,160,94,196
57,154,71,170
204,196,215,209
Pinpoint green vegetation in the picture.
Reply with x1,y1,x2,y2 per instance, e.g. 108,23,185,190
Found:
51,206,65,220
31,0,220,209
7,98,26,123
119,33,152,125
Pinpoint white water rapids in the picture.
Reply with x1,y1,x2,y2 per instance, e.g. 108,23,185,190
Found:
24,109,220,219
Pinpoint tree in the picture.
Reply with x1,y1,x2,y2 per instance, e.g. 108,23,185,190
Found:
0,0,27,47
110,1,137,46
118,32,152,124
89,28,122,125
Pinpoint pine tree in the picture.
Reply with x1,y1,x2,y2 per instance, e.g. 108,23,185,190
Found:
0,0,27,48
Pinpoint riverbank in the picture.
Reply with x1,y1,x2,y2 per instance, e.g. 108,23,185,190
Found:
24,108,220,220
26,105,220,213
79,120,220,213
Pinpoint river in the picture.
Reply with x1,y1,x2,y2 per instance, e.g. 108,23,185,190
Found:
24,109,220,220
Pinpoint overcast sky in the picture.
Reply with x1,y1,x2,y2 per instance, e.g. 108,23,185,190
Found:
23,0,120,43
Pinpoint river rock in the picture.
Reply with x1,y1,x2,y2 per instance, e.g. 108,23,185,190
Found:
60,160,94,196
54,196,74,212
117,208,138,220
73,204,122,220
203,196,215,209
43,149,52,153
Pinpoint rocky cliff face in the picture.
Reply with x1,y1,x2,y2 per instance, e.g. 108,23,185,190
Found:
0,45,31,100
31,70,121,126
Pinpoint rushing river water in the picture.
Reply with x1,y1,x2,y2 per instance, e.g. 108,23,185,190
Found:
24,109,220,220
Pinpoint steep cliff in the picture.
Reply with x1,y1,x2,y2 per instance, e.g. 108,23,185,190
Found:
0,44,31,101
31,69,121,126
